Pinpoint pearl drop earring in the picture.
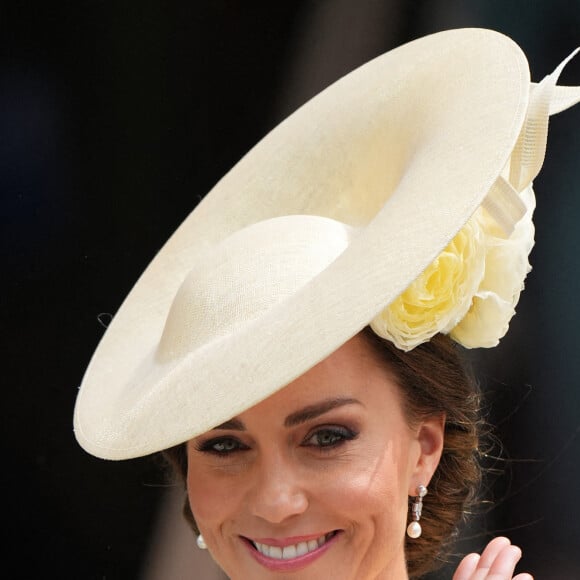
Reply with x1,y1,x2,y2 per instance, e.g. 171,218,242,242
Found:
196,534,207,550
406,484,427,539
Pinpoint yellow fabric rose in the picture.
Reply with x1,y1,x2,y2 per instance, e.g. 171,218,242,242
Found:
370,217,486,351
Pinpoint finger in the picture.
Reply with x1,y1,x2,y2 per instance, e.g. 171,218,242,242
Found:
480,544,523,580
453,553,480,580
476,536,512,570
513,575,533,580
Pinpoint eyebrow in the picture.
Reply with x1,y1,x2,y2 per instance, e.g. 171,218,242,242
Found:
210,397,362,432
284,397,362,428
211,418,246,431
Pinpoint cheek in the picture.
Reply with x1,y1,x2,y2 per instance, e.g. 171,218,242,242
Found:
321,439,412,527
361,444,415,561
186,468,240,528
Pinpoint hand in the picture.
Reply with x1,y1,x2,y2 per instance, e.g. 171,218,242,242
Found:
453,536,533,580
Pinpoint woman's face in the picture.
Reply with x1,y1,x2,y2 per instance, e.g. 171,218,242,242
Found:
186,334,444,580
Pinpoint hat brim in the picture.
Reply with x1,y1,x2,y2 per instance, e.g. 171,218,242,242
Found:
74,28,529,459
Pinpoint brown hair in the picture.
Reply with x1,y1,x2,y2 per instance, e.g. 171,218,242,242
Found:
162,327,483,578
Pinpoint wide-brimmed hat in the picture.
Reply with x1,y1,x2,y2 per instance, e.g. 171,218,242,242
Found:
73,28,580,460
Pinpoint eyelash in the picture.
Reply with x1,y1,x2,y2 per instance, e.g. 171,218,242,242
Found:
196,426,358,457
302,425,358,450
197,437,249,456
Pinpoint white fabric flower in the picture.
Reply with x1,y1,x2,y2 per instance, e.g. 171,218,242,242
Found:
451,184,535,347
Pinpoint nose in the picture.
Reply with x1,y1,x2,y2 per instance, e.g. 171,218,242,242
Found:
249,453,309,524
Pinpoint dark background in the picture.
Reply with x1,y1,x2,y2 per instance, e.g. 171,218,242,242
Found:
2,1,580,578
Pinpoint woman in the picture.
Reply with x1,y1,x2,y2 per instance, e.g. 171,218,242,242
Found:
73,29,580,578
164,329,523,579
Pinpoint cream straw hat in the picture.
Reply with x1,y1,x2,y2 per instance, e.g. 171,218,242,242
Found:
73,28,580,460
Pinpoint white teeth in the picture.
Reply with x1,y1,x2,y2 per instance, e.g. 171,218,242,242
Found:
253,533,334,560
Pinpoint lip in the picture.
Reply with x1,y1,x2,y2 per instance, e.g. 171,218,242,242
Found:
241,530,342,572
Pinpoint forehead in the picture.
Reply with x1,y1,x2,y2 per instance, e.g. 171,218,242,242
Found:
237,333,402,422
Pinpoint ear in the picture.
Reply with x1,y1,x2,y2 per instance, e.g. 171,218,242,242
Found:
408,413,445,495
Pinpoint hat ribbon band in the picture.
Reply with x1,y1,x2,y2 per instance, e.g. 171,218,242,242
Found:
481,176,525,238
510,47,580,192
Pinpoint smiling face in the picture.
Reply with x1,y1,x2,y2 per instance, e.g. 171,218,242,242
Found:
186,334,444,580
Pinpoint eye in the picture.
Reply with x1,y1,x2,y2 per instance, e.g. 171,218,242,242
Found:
197,437,249,456
303,426,357,449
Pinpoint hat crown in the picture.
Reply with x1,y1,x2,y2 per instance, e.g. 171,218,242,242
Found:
157,215,354,361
